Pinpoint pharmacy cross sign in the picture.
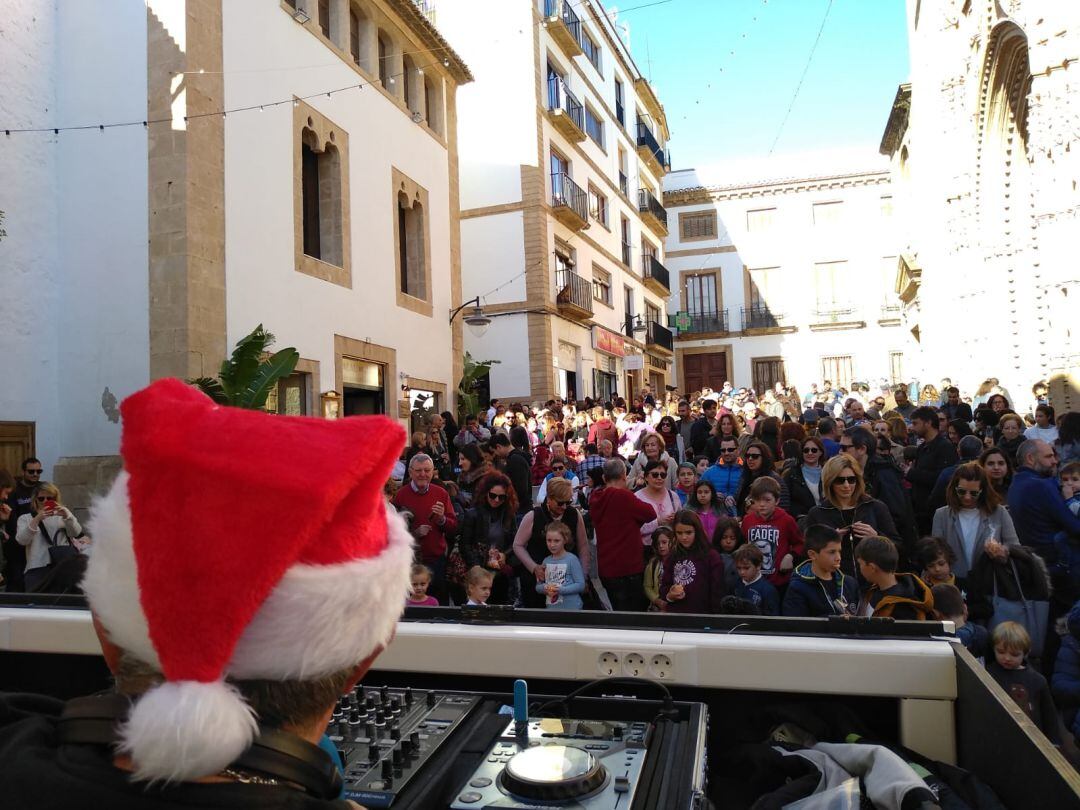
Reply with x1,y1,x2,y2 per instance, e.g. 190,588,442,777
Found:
675,311,692,331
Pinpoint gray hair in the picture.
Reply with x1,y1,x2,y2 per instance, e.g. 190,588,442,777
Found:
958,435,984,461
408,453,434,469
602,458,627,482
1016,439,1041,468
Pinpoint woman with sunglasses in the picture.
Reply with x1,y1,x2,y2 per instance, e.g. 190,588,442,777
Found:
629,433,677,492
636,460,683,549
535,455,580,505
459,473,519,604
783,436,826,520
513,476,589,608
733,442,789,517
15,483,85,593
932,462,1018,581
806,455,901,579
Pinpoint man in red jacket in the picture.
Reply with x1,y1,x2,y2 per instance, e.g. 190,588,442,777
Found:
392,453,457,603
590,458,657,611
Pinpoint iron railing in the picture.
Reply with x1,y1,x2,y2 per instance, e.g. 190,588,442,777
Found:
636,118,665,164
637,188,668,230
742,306,784,330
550,172,588,222
544,0,581,42
678,310,729,335
555,268,593,313
646,320,674,351
546,75,584,131
642,255,670,290
813,305,857,320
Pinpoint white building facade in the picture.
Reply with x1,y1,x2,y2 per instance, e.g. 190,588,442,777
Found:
0,0,470,505
439,0,673,403
662,167,906,396
881,0,1080,409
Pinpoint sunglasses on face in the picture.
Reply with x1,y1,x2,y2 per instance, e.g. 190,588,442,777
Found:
722,447,737,453
488,492,507,501
551,466,565,472
745,453,762,460
839,444,853,451
834,476,858,485
648,472,666,479
554,499,572,507
956,487,982,498
802,447,821,455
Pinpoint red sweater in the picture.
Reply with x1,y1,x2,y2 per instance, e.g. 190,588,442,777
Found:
391,482,457,561
740,507,804,587
589,486,657,578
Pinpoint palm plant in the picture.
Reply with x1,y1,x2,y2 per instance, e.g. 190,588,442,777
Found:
457,351,499,421
189,325,299,410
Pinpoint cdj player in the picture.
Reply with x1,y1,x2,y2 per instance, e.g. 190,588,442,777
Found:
329,679,709,809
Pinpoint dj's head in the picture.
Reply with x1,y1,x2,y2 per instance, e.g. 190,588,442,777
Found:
84,379,410,782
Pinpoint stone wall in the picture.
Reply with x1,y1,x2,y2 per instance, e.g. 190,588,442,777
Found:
52,456,123,525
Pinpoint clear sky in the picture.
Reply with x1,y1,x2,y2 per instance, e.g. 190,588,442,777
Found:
613,0,910,171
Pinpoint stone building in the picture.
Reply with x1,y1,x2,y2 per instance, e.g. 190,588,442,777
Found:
0,0,470,508
662,161,904,395
438,0,673,403
881,0,1080,409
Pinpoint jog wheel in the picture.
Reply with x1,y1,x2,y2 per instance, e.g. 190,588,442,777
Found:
500,744,608,801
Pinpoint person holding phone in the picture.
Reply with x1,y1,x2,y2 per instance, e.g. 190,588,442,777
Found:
14,483,84,592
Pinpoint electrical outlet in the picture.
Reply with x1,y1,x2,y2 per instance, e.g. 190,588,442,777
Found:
598,651,621,676
623,652,646,677
649,653,674,680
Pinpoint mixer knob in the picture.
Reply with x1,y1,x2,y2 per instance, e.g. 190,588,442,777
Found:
404,687,413,706
381,760,394,781
390,724,401,740
410,731,420,749
365,721,376,738
392,748,403,769
348,707,360,723
380,685,390,701
374,711,386,727
368,745,379,763
426,691,437,708
365,694,377,710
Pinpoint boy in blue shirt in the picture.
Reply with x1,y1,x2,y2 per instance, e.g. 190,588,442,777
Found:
783,524,859,617
733,543,780,616
535,522,586,610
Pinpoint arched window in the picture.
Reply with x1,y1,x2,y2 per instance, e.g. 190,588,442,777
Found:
403,54,419,112
397,191,426,299
423,74,442,134
300,127,343,266
378,30,392,90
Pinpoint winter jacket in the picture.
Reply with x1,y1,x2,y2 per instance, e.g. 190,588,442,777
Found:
660,548,727,614
782,560,859,617
587,418,619,447
701,461,742,502
1051,602,1080,737
863,455,918,554
589,485,657,579
689,416,716,456
805,497,901,580
931,504,1020,580
966,544,1051,624
734,575,780,616
458,504,515,569
1008,466,1080,552
740,507,804,587
504,449,533,514
782,464,820,519
905,433,958,523
860,573,934,620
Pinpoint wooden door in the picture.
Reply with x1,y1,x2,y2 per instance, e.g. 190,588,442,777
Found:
683,352,727,393
0,422,35,476
752,357,787,394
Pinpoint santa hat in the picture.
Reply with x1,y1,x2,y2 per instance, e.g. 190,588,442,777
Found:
83,378,412,782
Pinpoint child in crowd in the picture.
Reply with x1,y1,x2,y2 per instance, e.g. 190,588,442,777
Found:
465,566,495,607
644,527,674,612
740,477,803,589
691,480,725,540
733,543,780,616
916,536,957,588
660,510,727,614
695,455,710,477
675,463,699,505
712,516,743,594
535,522,586,610
987,622,1061,746
932,583,988,658
855,536,935,620
1062,461,1080,517
782,525,859,617
406,563,439,607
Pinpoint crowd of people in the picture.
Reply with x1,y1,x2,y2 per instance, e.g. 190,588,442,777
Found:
387,377,1080,755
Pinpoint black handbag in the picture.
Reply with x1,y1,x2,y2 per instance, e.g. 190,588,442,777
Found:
39,522,79,566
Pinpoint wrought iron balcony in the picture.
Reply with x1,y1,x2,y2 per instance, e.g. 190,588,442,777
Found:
555,268,593,319
636,119,668,175
645,320,674,353
741,306,785,331
543,0,583,57
642,255,670,294
550,172,588,230
677,310,729,335
637,188,668,236
546,75,585,142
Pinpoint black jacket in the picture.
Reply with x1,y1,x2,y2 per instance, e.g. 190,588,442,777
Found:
782,464,820,520
966,545,1051,623
905,433,958,519
504,449,532,514
942,402,973,422
689,416,715,457
805,497,901,580
863,455,918,557
459,505,514,569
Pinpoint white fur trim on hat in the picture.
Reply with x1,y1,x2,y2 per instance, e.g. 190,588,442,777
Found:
121,679,258,782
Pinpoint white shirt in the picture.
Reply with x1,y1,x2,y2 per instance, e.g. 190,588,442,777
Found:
957,508,981,568
1025,424,1059,443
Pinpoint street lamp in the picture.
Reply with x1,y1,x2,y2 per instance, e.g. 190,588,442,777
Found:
290,7,311,24
449,296,492,337
624,314,648,339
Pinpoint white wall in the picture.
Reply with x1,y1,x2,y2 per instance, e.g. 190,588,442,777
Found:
474,314,531,397
222,1,457,404
461,214,527,305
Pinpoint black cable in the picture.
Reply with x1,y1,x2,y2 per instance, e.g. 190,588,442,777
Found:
533,676,677,721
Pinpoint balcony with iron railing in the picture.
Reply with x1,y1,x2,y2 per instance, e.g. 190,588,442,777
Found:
636,119,669,175
546,75,585,142
741,306,787,332
879,303,902,325
550,172,588,230
809,304,865,331
555,267,593,320
642,255,670,294
637,188,668,237
675,310,729,336
645,319,674,353
543,0,583,57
